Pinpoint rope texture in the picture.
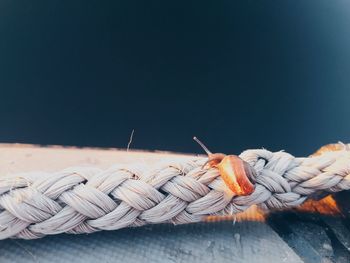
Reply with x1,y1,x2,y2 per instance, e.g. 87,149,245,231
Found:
1,147,350,239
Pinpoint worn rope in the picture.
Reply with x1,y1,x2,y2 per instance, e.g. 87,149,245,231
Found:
1,145,350,239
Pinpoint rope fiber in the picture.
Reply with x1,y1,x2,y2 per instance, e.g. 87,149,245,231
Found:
1,144,350,239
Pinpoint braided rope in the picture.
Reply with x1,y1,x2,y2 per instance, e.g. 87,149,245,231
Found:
1,146,350,239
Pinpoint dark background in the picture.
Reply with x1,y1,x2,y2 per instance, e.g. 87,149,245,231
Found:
1,0,350,156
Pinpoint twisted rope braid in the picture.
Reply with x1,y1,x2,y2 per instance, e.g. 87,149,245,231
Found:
1,145,350,239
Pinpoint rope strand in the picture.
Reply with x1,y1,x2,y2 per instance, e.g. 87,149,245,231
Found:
0,145,349,239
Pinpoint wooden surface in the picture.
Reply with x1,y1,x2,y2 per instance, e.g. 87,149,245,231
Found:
0,144,350,263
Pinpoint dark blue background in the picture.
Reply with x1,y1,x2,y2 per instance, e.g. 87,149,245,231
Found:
1,1,350,156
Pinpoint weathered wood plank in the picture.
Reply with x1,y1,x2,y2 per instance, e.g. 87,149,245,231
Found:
0,221,304,263
267,211,350,263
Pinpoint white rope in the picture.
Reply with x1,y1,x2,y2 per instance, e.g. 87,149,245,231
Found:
0,146,350,239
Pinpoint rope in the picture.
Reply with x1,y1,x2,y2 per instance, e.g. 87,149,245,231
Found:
0,144,350,239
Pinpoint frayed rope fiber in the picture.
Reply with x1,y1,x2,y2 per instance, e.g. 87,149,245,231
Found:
1,144,350,239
